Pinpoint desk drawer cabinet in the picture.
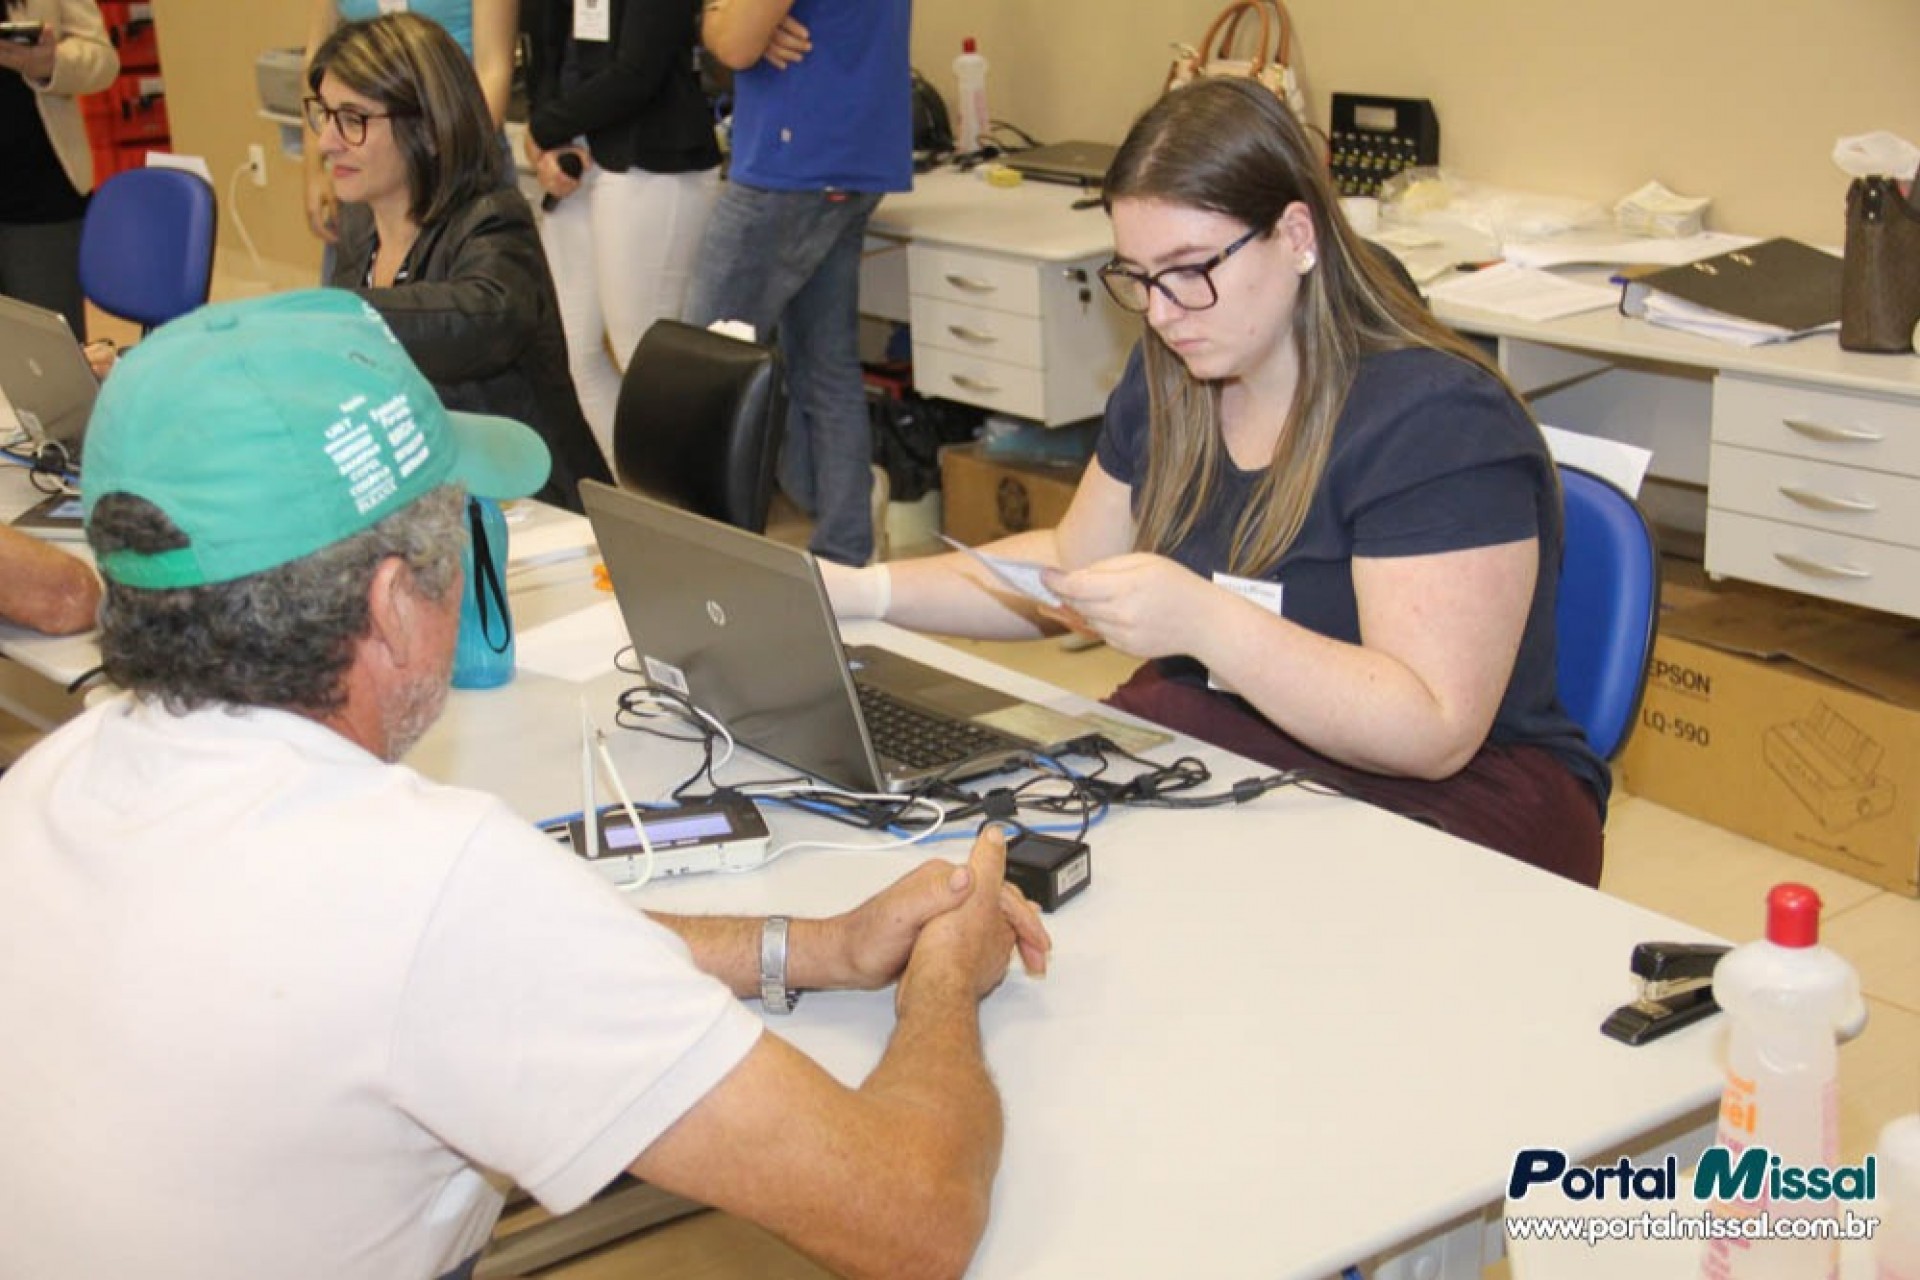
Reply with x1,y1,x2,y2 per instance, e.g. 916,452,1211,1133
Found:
905,244,1132,425
1706,374,1920,619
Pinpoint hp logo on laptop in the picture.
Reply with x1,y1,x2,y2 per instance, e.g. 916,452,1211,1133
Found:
706,600,727,627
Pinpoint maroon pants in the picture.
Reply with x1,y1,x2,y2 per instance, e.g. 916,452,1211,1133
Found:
1106,664,1605,887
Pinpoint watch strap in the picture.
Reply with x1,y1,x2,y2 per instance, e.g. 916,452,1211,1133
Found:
759,915,799,1014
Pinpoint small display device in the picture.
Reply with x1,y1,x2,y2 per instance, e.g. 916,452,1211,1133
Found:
9,492,86,542
0,21,46,44
542,795,773,886
1329,93,1439,199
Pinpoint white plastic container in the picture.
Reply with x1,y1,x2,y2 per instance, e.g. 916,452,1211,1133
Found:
953,37,989,155
1879,1115,1920,1280
1701,883,1864,1280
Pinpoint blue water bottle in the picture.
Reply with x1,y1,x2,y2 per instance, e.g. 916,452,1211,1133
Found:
452,496,515,689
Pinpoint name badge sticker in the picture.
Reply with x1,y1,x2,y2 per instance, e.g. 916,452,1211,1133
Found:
573,0,611,41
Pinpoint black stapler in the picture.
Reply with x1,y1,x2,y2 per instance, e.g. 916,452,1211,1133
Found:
1600,942,1731,1046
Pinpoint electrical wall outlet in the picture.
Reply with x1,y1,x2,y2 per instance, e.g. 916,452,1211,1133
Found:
246,143,267,188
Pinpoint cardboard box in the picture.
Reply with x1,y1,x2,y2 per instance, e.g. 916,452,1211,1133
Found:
1618,585,1920,897
939,443,1084,545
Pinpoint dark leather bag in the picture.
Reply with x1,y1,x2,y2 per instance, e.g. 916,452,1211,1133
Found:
1839,170,1920,353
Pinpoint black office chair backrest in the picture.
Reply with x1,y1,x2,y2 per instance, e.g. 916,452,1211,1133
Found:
613,320,787,534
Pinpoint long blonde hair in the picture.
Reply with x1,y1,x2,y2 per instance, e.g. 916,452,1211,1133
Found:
1104,79,1525,577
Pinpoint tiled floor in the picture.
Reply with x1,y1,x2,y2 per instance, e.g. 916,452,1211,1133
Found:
515,628,1919,1278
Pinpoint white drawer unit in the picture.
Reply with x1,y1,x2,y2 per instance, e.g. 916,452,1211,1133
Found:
1703,510,1920,618
1711,374,1920,475
904,243,1133,426
1706,374,1920,618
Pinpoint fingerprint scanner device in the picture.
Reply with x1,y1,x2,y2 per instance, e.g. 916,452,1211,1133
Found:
1003,830,1091,913
1600,941,1729,1046
554,702,774,886
544,796,772,886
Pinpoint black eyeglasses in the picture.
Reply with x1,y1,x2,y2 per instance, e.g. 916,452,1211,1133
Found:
302,96,414,146
1098,225,1262,314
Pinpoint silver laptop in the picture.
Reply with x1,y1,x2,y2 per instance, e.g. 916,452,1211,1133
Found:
1001,140,1118,188
0,294,97,466
580,480,1089,794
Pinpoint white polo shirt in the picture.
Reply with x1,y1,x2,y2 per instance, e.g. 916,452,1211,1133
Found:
0,696,762,1280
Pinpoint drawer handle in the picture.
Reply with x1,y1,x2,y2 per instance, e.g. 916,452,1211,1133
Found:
947,324,998,345
943,273,997,294
1777,485,1878,515
1773,551,1871,580
1782,417,1884,445
950,373,1002,393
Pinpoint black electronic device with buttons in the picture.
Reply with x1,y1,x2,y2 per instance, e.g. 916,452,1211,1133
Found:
1329,93,1439,199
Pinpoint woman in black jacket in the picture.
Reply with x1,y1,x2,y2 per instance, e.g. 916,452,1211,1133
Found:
521,0,722,458
310,11,612,513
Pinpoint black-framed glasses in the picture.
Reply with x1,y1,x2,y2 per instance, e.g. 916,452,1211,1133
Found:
302,96,413,146
1098,225,1263,314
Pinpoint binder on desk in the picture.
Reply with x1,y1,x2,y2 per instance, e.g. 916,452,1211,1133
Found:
1619,237,1843,345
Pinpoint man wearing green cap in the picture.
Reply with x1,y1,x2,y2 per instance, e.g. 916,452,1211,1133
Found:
0,290,1047,1280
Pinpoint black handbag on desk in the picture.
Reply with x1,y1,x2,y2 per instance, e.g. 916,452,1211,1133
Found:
1839,170,1920,353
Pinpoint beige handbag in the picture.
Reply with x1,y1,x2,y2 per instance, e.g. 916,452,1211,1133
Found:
1166,0,1309,124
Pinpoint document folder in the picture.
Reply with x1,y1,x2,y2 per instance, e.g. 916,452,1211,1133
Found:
1619,238,1842,342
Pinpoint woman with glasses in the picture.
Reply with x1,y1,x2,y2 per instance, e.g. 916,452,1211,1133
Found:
308,12,612,513
826,79,1606,886
300,0,517,249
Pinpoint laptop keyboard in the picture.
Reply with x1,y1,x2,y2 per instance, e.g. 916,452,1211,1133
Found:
855,683,1020,773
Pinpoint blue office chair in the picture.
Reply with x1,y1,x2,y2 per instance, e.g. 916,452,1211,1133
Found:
77,167,217,333
1554,465,1660,760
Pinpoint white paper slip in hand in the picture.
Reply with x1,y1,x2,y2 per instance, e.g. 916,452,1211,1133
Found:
940,535,1061,607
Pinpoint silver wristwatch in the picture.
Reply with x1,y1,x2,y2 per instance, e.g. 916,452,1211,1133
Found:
759,915,800,1014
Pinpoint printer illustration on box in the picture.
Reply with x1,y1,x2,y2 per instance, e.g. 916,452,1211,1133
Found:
1763,701,1896,832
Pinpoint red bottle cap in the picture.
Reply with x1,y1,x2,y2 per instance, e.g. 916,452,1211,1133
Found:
1765,883,1823,948
963,37,978,53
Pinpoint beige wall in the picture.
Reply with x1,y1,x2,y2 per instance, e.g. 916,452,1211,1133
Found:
911,0,1920,244
153,0,319,289
158,0,1920,281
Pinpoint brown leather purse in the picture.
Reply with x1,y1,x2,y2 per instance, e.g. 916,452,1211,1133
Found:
1166,0,1309,125
1839,170,1920,353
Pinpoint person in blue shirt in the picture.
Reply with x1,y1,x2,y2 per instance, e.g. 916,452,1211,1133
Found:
826,79,1608,886
685,0,911,567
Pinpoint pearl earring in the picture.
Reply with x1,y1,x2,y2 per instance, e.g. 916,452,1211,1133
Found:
1298,251,1317,274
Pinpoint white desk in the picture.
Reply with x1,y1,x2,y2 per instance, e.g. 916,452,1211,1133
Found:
1,495,1729,1276
409,540,1728,1279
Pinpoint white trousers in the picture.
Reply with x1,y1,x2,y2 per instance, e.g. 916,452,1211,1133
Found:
538,161,720,464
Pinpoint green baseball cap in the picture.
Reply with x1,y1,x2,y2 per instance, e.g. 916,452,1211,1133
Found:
82,289,551,589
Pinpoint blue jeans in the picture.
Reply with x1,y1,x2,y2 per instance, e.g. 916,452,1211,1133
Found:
684,183,883,566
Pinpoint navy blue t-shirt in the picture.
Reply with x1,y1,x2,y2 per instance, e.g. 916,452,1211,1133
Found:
1095,344,1609,810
